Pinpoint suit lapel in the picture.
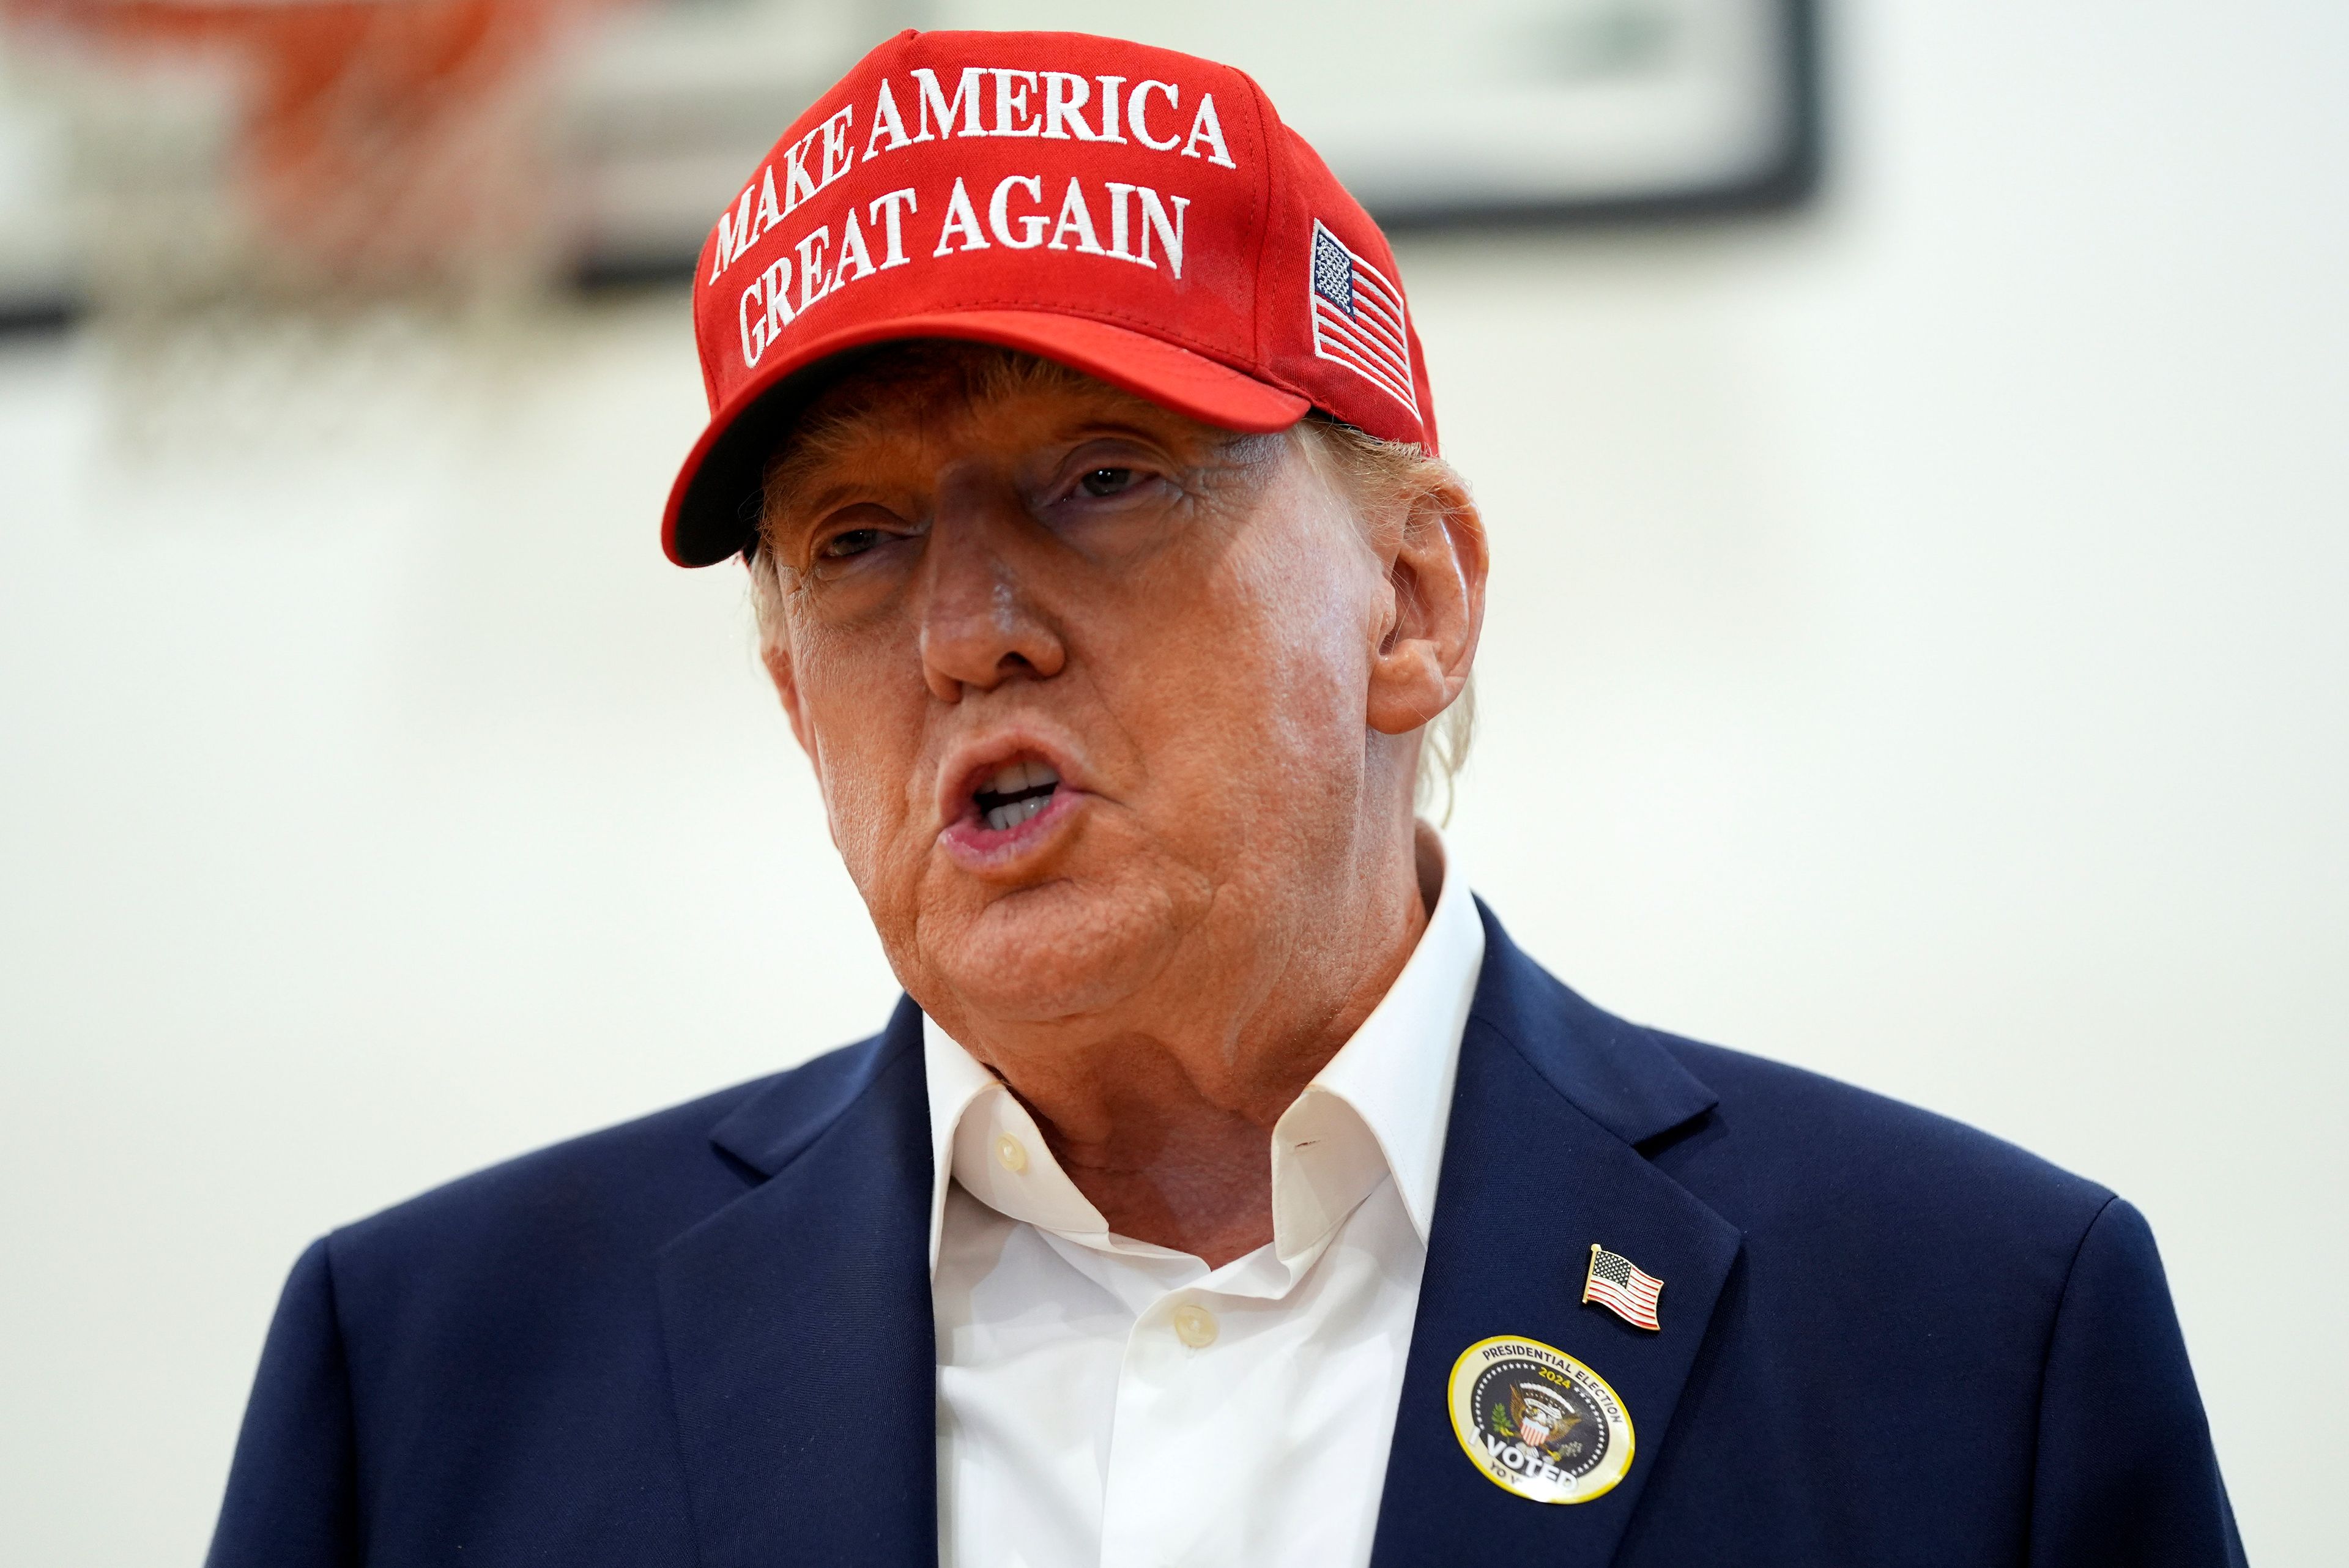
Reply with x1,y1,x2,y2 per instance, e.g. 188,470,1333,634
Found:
656,999,935,1568
1371,906,1743,1567
650,913,1734,1567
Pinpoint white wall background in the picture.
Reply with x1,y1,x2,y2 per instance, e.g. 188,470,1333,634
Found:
3,3,2342,1561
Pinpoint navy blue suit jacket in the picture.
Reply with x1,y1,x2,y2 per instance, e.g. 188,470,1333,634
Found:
210,905,2244,1566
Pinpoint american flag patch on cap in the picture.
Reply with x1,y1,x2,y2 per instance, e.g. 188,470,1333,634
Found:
1308,221,1418,416
1583,1243,1664,1331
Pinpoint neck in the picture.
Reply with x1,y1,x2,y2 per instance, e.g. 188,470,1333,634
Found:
955,822,1438,1268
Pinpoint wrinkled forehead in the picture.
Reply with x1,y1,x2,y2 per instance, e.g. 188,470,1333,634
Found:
762,340,1271,501
792,342,1144,450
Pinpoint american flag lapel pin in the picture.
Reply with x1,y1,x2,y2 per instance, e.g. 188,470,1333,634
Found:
1583,1243,1664,1331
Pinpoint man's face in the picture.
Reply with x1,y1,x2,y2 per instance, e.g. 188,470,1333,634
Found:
757,351,1432,1033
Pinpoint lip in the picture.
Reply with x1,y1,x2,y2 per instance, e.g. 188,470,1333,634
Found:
935,730,1091,874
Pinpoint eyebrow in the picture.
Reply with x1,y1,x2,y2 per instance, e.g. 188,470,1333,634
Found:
767,414,1239,528
768,475,880,526
760,437,916,538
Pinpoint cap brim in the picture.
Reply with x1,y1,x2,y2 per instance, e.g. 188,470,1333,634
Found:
661,310,1312,567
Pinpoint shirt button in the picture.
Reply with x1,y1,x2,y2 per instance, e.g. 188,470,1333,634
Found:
993,1134,1028,1175
1171,1303,1219,1349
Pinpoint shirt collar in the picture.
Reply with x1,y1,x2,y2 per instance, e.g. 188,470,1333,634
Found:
921,824,1485,1275
1291,822,1483,1246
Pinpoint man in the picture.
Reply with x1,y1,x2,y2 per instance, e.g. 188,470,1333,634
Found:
209,29,2244,1568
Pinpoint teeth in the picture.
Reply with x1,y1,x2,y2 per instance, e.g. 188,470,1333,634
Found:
984,759,1059,795
982,795,1050,833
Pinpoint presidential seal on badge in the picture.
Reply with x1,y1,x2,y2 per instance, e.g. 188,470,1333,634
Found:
1447,1335,1635,1504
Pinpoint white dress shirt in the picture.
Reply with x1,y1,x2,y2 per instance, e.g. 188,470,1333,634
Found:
923,831,1486,1568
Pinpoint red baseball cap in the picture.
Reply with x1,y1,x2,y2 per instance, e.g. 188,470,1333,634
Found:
662,28,1437,567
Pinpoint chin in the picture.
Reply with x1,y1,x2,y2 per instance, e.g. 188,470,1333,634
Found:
920,875,1182,1026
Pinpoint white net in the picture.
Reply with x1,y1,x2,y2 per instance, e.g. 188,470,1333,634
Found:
8,0,607,458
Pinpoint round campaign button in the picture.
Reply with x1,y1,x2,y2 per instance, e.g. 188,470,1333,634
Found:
1447,1335,1635,1504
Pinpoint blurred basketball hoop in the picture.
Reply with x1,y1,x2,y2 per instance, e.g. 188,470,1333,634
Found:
1,0,620,456
14,0,613,307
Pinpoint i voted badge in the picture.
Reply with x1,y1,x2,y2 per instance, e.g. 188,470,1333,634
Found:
1447,1335,1635,1504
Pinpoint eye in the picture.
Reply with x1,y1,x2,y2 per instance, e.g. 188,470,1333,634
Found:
817,525,889,560
1077,466,1139,498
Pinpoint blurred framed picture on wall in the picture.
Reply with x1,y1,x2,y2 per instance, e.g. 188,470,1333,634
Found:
565,0,1822,282
974,0,1827,226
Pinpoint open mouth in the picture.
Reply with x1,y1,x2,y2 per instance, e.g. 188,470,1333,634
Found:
971,758,1061,833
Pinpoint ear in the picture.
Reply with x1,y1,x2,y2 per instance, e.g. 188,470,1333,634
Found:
759,623,820,764
1365,473,1488,740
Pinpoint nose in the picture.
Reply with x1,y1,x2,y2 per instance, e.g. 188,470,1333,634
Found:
916,478,1067,702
